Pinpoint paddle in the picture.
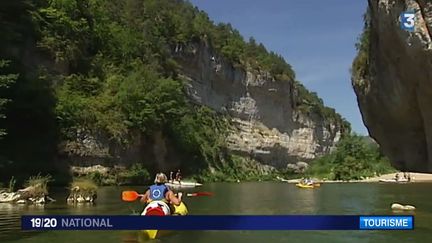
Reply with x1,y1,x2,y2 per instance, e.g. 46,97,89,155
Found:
122,191,144,202
121,190,213,202
186,192,213,197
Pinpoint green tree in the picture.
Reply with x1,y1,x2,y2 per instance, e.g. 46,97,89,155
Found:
220,29,245,63
307,134,394,180
192,11,212,39
352,11,370,82
114,63,185,134
0,60,17,138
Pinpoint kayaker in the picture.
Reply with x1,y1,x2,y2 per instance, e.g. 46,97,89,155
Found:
169,171,174,183
140,173,183,206
175,169,182,184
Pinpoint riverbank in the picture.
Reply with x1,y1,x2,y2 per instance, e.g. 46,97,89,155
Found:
278,172,432,183
363,172,432,182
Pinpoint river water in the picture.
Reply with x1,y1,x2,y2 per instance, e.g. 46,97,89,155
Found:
0,182,431,243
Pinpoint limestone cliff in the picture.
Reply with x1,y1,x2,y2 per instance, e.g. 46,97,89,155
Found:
63,41,349,172
352,0,432,172
176,42,347,169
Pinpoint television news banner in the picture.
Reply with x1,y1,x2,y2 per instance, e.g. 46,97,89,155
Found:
22,11,416,232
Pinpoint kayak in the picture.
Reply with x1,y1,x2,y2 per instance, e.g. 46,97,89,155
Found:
296,183,315,189
379,178,409,183
142,201,188,240
142,202,188,239
166,181,202,188
391,203,416,211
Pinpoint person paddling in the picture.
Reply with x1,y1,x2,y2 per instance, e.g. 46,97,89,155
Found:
169,171,174,183
175,169,182,185
141,173,182,205
395,173,400,181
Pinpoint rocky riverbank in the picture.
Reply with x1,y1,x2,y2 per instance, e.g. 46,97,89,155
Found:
363,172,432,183
0,176,55,204
279,172,432,183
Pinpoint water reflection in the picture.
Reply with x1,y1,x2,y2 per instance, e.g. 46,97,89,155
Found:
0,202,27,212
0,202,45,241
120,230,173,243
120,231,145,243
1,184,432,243
291,186,317,214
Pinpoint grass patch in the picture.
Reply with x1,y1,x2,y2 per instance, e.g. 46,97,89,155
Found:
8,176,16,193
70,178,98,194
23,174,52,197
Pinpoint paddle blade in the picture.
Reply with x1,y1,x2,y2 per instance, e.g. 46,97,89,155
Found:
122,191,141,202
186,192,213,197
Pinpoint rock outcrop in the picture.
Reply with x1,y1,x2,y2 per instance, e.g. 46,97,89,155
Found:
176,42,347,169
352,0,432,172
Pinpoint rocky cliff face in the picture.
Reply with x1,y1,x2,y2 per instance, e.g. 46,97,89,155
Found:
62,41,347,171
353,0,432,172
175,42,345,169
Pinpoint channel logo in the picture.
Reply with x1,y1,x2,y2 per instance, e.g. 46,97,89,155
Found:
359,216,413,230
400,11,415,31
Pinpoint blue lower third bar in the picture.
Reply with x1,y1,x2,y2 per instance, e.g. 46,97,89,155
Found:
359,216,413,230
21,215,413,231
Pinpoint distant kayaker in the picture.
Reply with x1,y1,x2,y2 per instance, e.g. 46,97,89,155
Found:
395,173,400,181
169,171,174,183
175,169,182,184
300,178,312,185
140,173,183,206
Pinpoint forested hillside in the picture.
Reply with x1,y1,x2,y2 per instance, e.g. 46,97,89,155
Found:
0,0,349,184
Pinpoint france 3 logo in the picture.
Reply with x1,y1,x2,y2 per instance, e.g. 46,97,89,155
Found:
400,11,415,31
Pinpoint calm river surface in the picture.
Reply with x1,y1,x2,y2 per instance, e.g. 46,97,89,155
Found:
0,182,431,243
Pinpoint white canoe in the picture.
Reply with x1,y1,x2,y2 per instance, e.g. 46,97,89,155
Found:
166,181,202,188
379,178,409,183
